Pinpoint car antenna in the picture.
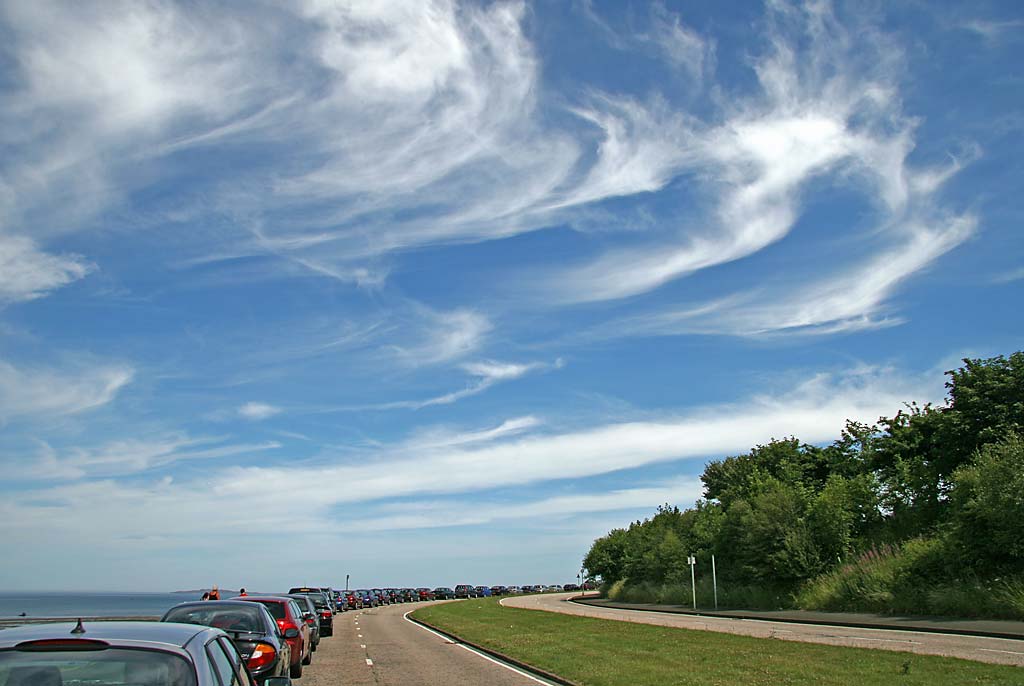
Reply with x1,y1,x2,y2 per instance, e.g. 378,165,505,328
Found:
71,619,86,634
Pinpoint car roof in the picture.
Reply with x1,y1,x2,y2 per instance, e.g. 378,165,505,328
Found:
236,595,291,603
0,621,215,651
165,600,264,612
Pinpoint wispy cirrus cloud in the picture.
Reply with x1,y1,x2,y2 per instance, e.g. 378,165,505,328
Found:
18,434,281,481
0,235,93,303
0,358,133,422
351,478,705,531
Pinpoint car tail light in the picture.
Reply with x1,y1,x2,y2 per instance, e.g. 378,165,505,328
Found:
305,616,315,625
276,619,286,630
247,643,277,671
320,610,331,619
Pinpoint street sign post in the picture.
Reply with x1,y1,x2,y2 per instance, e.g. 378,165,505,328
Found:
688,555,697,609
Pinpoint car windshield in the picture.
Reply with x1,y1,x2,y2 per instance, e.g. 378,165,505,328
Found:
0,648,196,686
163,605,265,632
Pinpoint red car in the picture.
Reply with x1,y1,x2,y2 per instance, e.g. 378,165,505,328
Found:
237,595,312,678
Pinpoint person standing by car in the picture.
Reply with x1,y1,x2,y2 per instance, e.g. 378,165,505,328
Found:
208,585,221,600
239,588,248,596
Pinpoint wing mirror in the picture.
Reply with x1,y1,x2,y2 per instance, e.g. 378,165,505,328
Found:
283,628,300,639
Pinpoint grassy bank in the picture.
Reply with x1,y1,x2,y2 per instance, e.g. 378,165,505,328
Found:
411,598,1020,686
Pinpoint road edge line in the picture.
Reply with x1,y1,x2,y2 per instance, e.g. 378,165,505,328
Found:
403,610,578,686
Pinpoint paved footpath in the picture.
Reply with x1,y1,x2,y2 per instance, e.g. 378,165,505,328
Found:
299,601,546,686
502,593,1024,667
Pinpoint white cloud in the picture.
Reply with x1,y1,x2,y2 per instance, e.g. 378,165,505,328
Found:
237,402,282,421
0,359,133,421
0,234,93,303
19,435,281,480
390,308,492,366
0,362,937,545
992,266,1024,284
352,479,705,531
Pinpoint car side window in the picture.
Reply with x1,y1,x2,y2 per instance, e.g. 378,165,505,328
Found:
206,638,241,686
287,600,303,621
218,636,255,686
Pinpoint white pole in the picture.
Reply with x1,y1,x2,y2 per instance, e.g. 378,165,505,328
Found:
690,556,696,610
711,555,718,610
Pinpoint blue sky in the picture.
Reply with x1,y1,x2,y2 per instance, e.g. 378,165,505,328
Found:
0,0,1021,592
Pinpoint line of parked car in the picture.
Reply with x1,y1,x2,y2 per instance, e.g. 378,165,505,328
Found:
0,583,594,686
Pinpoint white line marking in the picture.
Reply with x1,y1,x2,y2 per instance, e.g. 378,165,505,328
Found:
403,611,554,685
365,658,373,666
980,648,1024,656
357,634,362,638
360,644,365,649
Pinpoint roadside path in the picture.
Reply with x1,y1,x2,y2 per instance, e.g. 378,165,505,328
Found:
501,593,1024,667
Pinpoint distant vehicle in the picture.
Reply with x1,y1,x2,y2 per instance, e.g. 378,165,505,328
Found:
284,594,322,647
417,587,435,601
454,584,476,598
340,590,361,610
563,583,579,592
400,588,418,602
237,595,311,678
356,589,378,607
0,620,291,686
371,588,389,605
490,585,507,596
161,600,292,684
474,586,492,597
433,587,456,600
582,580,597,590
507,585,521,594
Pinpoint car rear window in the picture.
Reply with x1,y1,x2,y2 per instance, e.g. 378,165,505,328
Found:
0,647,196,686
251,601,285,620
163,605,265,633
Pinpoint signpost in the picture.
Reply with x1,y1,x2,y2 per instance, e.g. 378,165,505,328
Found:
687,555,697,609
345,574,350,592
711,555,718,610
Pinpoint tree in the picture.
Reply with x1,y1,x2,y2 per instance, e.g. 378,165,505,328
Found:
948,432,1024,570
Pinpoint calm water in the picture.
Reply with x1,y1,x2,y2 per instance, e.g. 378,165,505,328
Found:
0,591,215,619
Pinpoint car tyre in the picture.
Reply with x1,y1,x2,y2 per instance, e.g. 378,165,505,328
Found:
290,661,303,679
303,648,312,666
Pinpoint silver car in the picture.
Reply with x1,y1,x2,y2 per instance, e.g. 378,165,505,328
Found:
0,620,292,686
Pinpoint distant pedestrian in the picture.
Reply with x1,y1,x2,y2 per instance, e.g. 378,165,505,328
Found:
208,586,221,601
238,588,247,596
201,592,210,601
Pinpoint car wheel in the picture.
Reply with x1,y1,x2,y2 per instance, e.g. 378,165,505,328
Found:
290,661,303,679
303,646,312,665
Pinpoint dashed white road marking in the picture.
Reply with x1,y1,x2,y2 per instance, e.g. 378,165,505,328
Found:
360,644,366,649
365,658,373,666
357,633,363,638
980,648,1024,656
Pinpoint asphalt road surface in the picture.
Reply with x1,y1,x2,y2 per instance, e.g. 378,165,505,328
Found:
502,592,1024,667
299,601,548,686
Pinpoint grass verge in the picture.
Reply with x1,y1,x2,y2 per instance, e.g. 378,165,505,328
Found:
411,598,1021,686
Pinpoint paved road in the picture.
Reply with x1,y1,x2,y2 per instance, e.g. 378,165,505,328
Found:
299,601,545,686
502,593,1024,667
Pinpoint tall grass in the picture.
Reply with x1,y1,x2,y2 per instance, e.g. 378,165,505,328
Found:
794,539,1024,619
605,577,792,610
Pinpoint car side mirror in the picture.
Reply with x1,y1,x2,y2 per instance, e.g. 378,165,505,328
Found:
284,628,299,639
263,678,292,686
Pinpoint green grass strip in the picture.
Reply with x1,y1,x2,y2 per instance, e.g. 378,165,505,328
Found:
411,598,1022,686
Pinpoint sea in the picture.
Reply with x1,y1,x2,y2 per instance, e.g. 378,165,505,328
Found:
0,591,218,619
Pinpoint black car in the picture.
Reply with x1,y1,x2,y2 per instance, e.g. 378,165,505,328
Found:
454,584,476,598
356,589,378,607
433,587,456,599
288,589,335,636
0,620,291,686
162,600,292,683
490,585,508,596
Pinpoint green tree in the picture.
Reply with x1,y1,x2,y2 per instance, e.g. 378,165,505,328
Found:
948,432,1024,570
